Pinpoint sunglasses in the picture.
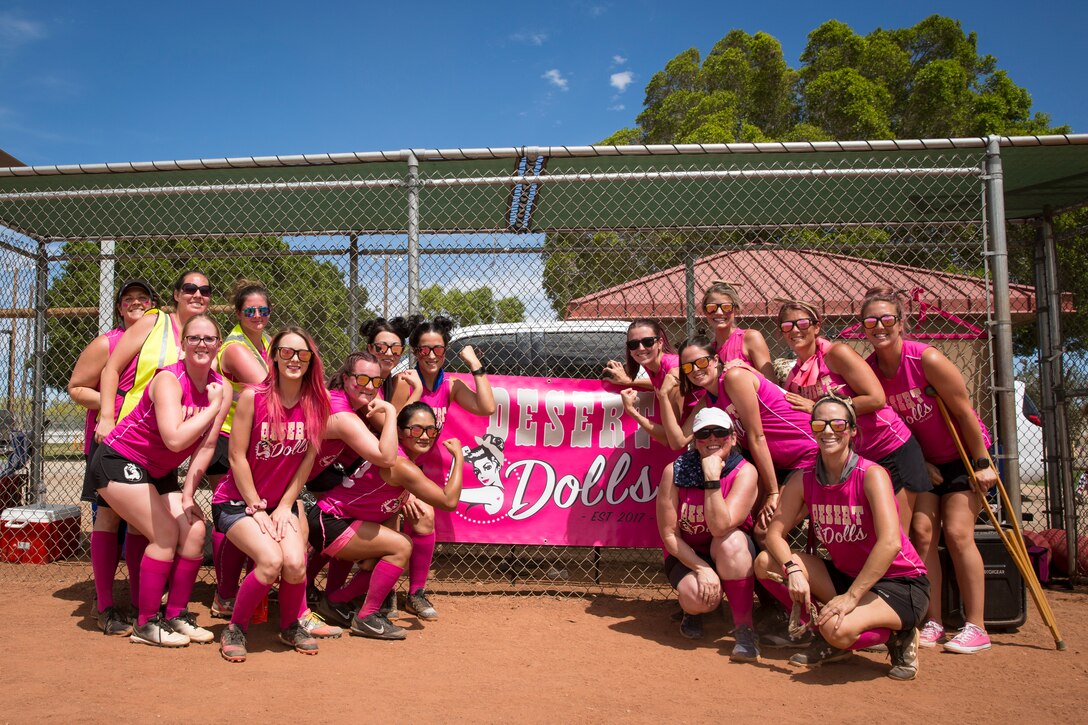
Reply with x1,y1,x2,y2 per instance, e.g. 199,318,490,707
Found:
274,346,313,362
349,373,385,389
370,341,405,355
625,336,658,351
242,305,270,318
862,314,899,330
704,302,735,315
184,335,219,347
401,424,440,439
693,427,731,440
780,318,815,333
415,345,446,358
679,355,714,376
809,419,851,433
180,283,212,297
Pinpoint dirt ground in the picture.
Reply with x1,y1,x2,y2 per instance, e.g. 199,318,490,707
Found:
2,568,1087,725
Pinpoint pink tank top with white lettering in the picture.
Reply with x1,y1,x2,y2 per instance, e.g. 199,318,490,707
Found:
715,368,818,471
866,340,991,465
104,361,219,478
803,457,926,579
785,342,912,460
673,451,754,551
310,388,357,478
647,353,679,391
316,447,410,522
213,391,310,507
717,327,751,365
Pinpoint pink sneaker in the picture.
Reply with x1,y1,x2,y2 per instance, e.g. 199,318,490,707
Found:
943,623,991,653
918,619,944,648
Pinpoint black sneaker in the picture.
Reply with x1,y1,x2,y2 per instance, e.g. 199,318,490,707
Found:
97,606,133,637
887,627,920,681
279,621,320,655
350,612,408,640
788,635,852,668
220,623,247,663
315,594,355,629
760,624,814,649
679,613,704,640
405,588,438,621
730,624,761,663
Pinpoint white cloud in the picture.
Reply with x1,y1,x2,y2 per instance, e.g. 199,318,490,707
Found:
542,69,569,91
609,104,626,112
0,12,45,46
511,30,548,46
612,54,627,66
610,71,634,92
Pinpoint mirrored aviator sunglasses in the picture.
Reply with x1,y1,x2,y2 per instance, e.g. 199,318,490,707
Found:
679,355,713,375
242,305,270,318
861,314,898,330
809,419,850,433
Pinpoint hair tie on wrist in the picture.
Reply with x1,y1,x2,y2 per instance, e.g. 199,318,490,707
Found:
245,499,268,516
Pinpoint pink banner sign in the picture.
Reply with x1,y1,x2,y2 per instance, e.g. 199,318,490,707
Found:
418,374,673,548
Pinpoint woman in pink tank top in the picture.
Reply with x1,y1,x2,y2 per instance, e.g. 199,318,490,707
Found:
361,316,424,414
701,280,776,379
756,395,930,680
778,300,931,532
388,316,495,620
67,279,156,636
659,337,817,532
212,326,331,663
658,406,761,661
860,287,995,655
306,401,467,641
90,314,230,648
606,319,684,447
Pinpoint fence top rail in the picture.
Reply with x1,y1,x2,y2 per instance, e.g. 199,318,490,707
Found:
2,134,1086,178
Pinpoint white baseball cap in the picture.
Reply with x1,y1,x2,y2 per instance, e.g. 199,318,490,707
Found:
691,407,734,433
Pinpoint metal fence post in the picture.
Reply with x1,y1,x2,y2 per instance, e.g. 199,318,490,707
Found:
98,239,115,335
1035,215,1063,530
407,151,420,316
30,240,48,503
985,135,1022,522
685,256,696,339
348,233,359,349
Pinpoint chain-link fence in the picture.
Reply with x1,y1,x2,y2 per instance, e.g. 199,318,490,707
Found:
0,140,1073,594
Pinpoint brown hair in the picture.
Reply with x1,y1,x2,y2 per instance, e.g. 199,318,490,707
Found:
623,319,674,380
860,286,906,319
776,298,821,325
231,278,270,313
701,280,741,308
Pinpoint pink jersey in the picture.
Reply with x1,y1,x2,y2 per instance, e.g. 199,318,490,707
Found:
310,388,357,478
714,368,818,471
867,340,991,465
646,353,679,391
104,361,220,478
213,390,311,507
316,447,410,522
803,456,926,579
84,327,125,455
418,367,453,429
785,342,912,460
671,450,754,551
717,327,752,366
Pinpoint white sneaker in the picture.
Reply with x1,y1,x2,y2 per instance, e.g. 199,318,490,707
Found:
130,615,190,647
166,611,214,644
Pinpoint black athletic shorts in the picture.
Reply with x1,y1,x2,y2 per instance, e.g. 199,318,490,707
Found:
823,558,930,631
205,433,231,477
81,438,107,507
212,499,300,536
876,436,932,495
307,505,358,555
663,533,758,589
87,444,179,497
931,458,975,497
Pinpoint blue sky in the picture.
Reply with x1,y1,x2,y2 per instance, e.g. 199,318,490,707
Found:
1,1,1085,166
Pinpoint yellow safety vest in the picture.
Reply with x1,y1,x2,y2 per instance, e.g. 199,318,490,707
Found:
117,309,179,423
217,324,271,436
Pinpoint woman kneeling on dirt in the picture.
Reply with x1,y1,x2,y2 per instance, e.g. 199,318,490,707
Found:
755,394,929,680
657,407,761,662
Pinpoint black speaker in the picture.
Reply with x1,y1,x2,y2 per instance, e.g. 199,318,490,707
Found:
939,524,1027,632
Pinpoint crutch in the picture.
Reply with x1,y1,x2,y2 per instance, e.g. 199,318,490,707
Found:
927,386,1066,650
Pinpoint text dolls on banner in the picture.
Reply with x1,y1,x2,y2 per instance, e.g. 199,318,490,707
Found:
416,374,672,548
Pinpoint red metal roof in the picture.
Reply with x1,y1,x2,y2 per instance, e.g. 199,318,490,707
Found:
565,248,1069,321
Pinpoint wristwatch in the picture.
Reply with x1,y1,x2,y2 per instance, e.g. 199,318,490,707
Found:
970,457,991,472
702,478,721,490
470,366,487,376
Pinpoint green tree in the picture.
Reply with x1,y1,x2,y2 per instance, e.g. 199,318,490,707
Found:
418,284,525,327
45,238,370,389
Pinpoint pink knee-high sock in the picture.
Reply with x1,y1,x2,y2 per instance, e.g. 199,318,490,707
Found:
125,532,150,609
278,579,307,629
164,556,202,619
758,576,796,614
329,567,373,604
325,558,353,594
91,531,120,611
231,570,274,631
848,628,891,651
212,530,225,585
358,561,404,618
408,529,436,592
306,551,330,588
217,540,248,600
721,577,755,627
137,554,173,626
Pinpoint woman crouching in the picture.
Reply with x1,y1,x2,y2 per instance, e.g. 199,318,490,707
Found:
755,395,929,680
